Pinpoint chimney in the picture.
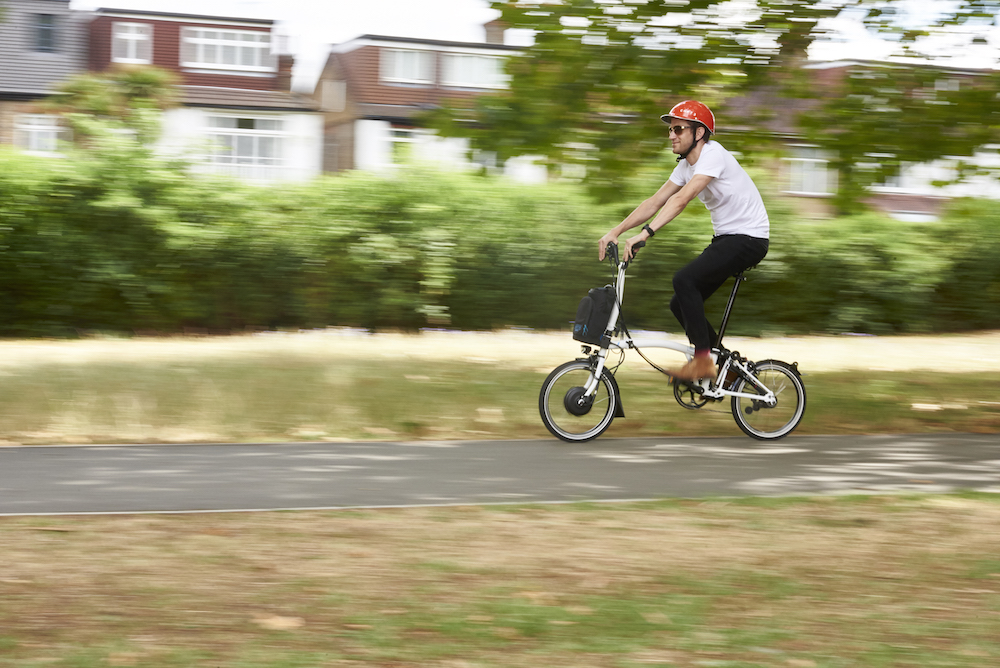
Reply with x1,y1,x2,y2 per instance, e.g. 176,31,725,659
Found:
484,18,506,45
277,54,294,91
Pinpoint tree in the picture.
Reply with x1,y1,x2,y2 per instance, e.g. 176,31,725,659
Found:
428,0,1000,205
795,61,1000,213
43,66,179,145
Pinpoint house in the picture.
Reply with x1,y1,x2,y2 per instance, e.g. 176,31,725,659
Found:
724,60,1000,220
0,0,89,153
313,29,544,181
86,7,322,182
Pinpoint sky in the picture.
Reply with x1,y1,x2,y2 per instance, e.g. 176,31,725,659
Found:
69,0,999,93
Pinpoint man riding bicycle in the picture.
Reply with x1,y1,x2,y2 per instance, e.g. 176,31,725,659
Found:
598,100,770,382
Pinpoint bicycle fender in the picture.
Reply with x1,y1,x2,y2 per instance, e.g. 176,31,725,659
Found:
754,359,803,377
608,372,626,418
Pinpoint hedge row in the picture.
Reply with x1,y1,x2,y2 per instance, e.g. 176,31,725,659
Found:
1,143,998,337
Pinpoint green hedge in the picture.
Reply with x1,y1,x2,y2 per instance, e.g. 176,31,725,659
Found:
0,144,998,337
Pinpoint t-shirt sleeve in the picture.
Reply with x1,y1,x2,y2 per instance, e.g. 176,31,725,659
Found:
668,162,687,187
693,145,725,179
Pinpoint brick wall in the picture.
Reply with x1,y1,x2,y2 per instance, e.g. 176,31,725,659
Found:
89,15,276,91
341,46,496,107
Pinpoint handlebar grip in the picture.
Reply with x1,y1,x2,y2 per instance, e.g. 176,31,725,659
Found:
606,242,620,266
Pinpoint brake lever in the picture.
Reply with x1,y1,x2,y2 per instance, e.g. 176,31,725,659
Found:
620,240,645,267
606,242,620,267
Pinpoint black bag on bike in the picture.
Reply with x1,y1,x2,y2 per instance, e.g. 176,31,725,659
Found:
573,286,616,345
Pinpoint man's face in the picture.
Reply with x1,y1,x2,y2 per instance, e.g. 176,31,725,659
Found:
667,120,698,154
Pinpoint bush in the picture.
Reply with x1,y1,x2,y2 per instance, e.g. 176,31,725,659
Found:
1,141,998,337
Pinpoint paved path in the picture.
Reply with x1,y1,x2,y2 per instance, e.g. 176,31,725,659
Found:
0,434,997,515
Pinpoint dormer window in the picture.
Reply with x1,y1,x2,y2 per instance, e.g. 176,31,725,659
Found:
112,23,152,64
442,54,508,89
381,48,433,85
181,27,276,73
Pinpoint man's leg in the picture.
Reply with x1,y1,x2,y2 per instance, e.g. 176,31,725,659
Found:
670,294,719,350
670,235,768,380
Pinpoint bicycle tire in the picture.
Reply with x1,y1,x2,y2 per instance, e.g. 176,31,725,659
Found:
731,360,806,440
539,360,618,442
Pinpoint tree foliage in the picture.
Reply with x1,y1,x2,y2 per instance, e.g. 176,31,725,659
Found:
42,66,180,144
428,0,1000,205
795,61,1000,212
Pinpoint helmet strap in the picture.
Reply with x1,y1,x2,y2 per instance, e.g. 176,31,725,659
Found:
676,124,708,163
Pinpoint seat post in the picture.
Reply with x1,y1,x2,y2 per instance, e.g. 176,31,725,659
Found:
715,272,745,348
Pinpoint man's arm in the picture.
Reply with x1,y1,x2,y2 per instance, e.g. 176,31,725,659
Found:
646,174,714,234
598,180,682,260
620,174,715,259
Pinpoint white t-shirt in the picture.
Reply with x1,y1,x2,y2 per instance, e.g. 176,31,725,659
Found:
669,141,769,239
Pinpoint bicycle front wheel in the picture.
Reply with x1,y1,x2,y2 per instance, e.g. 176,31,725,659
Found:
539,360,618,442
731,360,806,440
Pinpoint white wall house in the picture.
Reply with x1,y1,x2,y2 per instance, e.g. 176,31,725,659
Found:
0,0,88,152
90,8,323,183
159,97,323,182
314,32,546,184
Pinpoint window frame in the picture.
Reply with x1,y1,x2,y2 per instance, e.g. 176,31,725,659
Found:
782,145,838,197
111,22,153,65
441,53,508,89
13,114,64,154
205,114,287,170
34,14,57,53
180,27,276,73
380,48,434,85
388,126,421,164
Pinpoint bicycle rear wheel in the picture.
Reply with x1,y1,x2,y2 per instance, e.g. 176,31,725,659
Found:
539,360,618,442
731,360,805,440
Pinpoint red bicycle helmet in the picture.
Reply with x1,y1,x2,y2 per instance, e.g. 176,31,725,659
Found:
660,100,715,135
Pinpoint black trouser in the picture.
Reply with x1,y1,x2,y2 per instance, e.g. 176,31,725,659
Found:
669,234,769,351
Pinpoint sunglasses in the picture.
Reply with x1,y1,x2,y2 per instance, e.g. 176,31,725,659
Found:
668,125,694,135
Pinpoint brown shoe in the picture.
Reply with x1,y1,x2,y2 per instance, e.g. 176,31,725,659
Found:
670,356,717,382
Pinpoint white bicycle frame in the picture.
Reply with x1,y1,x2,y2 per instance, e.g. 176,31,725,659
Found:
580,256,777,406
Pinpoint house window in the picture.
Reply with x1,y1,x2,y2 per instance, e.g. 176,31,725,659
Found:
784,146,837,196
389,127,418,163
13,115,63,153
441,54,507,89
206,116,284,176
181,28,275,72
935,78,960,92
112,23,153,64
381,49,433,85
35,14,56,52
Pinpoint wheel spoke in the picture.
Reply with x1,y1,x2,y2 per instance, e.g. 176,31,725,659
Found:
731,362,806,440
540,361,617,442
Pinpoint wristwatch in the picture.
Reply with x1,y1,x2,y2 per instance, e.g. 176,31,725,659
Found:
643,224,655,238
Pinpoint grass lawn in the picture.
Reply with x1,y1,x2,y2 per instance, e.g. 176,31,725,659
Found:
0,330,997,444
1,332,998,666
2,495,999,667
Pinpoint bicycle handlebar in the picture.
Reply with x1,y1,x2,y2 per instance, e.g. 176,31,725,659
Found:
606,240,645,268
606,242,620,266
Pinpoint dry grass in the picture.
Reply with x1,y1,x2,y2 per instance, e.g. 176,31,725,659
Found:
1,330,999,445
3,328,1000,373
2,496,1000,666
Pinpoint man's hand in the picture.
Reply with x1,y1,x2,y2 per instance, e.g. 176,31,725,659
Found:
624,232,649,261
598,233,619,261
